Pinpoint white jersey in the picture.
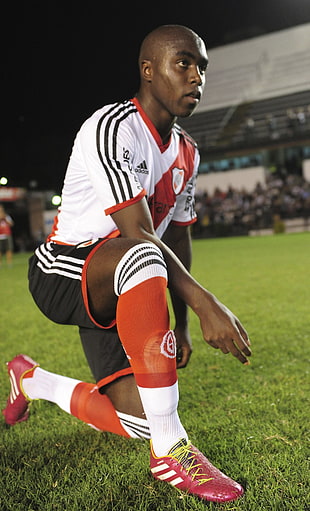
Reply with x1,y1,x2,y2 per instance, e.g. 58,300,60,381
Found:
49,98,199,244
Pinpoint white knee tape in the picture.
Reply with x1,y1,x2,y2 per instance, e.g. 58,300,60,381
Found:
114,243,167,296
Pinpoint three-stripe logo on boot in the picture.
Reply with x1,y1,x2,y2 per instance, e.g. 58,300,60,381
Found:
151,460,184,486
150,439,245,503
9,369,20,403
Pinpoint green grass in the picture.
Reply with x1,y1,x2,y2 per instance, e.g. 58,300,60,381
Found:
0,233,309,511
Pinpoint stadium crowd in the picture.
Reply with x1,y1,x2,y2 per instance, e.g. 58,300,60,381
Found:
193,173,310,237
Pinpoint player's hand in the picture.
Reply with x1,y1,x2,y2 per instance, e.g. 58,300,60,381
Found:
174,325,193,369
198,293,251,364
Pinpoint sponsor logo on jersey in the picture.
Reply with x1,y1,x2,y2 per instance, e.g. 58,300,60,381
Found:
123,147,144,188
135,160,148,174
148,196,173,215
172,168,184,195
160,330,177,359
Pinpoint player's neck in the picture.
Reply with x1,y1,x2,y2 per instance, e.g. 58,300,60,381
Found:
135,94,176,145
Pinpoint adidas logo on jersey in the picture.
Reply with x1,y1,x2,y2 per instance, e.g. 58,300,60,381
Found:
135,160,148,174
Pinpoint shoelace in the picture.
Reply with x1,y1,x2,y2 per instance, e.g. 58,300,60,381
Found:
169,440,214,485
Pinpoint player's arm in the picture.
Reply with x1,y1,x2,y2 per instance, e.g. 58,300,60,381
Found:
162,223,193,368
111,197,251,364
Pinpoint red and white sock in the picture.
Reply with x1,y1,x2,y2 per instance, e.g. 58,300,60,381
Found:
22,369,150,439
115,243,188,456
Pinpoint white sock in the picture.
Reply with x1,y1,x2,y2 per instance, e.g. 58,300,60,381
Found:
22,367,81,414
138,382,188,457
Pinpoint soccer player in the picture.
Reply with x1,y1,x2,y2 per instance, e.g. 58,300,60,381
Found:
3,25,251,503
0,205,14,267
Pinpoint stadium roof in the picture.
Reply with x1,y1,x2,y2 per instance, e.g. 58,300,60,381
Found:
198,23,310,113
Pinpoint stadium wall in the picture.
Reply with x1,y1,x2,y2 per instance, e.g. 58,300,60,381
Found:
196,166,266,194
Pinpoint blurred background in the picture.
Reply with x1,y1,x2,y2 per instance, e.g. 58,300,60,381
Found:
1,0,310,249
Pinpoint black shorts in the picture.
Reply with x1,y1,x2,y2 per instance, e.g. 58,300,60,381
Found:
0,236,13,253
28,240,132,388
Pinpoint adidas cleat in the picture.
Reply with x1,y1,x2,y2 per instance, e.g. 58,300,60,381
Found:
2,354,39,426
150,438,244,503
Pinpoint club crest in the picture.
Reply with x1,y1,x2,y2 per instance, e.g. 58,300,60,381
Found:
160,330,177,359
172,168,184,195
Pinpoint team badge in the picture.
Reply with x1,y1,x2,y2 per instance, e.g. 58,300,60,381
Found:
172,168,184,195
160,330,177,359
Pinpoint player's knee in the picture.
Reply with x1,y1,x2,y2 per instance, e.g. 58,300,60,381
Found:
114,242,167,296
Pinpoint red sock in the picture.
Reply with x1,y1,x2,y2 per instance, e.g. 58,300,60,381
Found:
116,276,177,388
70,382,130,437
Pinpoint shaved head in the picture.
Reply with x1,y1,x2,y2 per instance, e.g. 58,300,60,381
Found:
139,25,204,66
136,24,208,134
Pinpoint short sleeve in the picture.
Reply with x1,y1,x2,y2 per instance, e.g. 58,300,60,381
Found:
78,103,146,215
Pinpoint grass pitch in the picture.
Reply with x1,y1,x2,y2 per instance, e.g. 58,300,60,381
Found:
0,233,309,511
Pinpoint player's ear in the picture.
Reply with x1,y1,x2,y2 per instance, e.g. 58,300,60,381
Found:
141,59,153,82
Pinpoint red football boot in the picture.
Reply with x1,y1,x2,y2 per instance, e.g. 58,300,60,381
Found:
2,354,39,426
150,438,244,503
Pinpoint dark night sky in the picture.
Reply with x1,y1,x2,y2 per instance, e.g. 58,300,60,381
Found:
2,0,310,191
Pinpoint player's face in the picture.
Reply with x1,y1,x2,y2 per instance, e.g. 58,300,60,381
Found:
150,36,208,118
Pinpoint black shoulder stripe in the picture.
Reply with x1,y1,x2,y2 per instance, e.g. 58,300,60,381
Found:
96,101,137,205
174,123,198,148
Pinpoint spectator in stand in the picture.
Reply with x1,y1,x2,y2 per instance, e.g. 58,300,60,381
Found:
244,117,255,142
194,174,310,236
286,109,297,136
296,107,306,132
306,105,310,131
0,205,14,267
265,113,278,140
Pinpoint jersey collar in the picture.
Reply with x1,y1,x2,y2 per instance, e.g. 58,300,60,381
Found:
131,97,171,153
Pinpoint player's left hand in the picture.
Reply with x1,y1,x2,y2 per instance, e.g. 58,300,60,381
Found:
174,325,193,369
198,293,252,365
